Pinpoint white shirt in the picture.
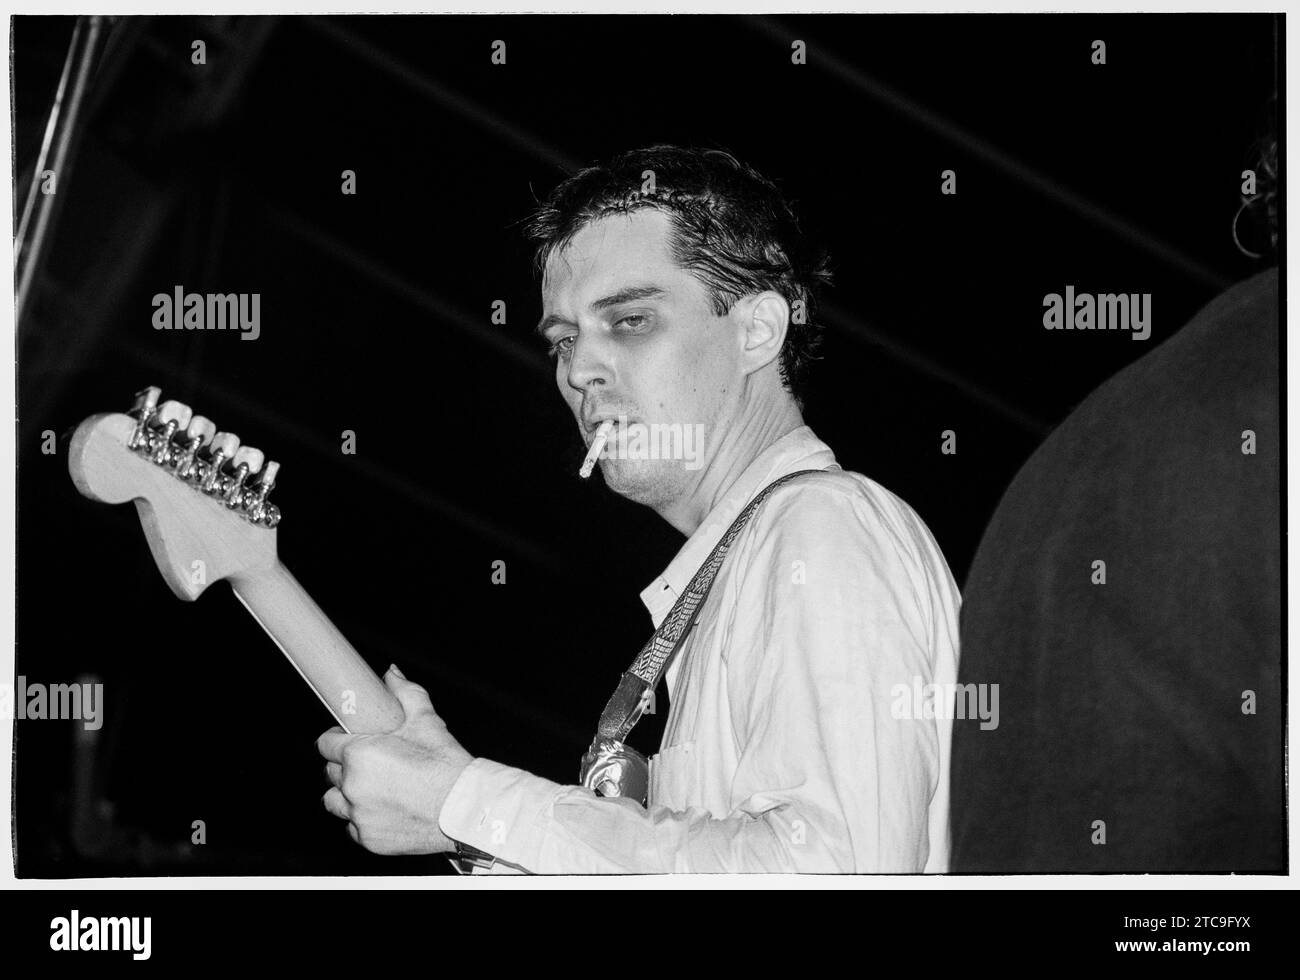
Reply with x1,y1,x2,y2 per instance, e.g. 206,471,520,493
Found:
439,425,961,873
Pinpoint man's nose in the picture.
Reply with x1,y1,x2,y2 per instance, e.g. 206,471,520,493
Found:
564,332,612,393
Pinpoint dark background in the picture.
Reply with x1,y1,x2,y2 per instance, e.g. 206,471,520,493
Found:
13,13,1280,875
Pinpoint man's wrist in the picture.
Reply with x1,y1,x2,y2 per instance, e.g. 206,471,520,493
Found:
438,758,564,874
435,756,482,857
443,760,495,871
435,756,478,827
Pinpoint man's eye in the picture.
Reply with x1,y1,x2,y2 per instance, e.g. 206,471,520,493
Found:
547,336,575,359
617,314,647,329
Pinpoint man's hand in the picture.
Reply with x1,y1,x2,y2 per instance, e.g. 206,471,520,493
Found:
317,665,474,855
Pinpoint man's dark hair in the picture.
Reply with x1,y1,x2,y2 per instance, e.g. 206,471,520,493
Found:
1249,115,1279,254
1235,96,1279,260
525,145,833,403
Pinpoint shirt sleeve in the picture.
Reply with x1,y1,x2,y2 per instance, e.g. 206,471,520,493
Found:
720,479,955,872
438,479,956,873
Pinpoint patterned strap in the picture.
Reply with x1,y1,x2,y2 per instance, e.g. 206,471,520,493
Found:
594,469,825,743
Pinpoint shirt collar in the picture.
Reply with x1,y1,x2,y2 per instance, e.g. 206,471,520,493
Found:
638,425,839,625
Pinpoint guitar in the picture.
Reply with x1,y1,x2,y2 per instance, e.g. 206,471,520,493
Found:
67,385,405,734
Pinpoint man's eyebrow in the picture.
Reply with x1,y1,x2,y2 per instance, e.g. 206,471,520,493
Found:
534,312,571,338
590,284,668,312
535,284,668,337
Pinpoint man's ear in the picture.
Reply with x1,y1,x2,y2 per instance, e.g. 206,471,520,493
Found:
738,291,790,377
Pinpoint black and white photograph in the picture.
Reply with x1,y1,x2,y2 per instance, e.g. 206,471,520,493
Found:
0,1,1290,957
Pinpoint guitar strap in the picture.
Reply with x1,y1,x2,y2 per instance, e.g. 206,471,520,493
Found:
578,468,827,803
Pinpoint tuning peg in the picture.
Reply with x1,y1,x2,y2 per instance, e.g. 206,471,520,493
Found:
209,432,240,458
231,446,265,476
157,400,193,429
129,386,162,448
225,446,264,506
174,416,215,479
202,432,240,492
256,460,279,489
151,400,194,463
248,460,280,525
131,386,161,416
121,395,286,527
186,415,216,448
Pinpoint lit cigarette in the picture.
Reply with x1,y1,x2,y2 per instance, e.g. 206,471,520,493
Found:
580,419,615,479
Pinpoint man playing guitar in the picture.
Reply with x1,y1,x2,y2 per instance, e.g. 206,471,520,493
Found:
316,146,961,873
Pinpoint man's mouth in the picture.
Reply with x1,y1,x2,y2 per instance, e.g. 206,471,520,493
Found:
582,414,630,440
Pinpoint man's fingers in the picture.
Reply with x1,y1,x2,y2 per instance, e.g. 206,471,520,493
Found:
322,786,351,821
384,665,436,719
324,762,343,787
317,726,352,762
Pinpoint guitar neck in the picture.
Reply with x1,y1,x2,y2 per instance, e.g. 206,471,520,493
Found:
229,560,404,734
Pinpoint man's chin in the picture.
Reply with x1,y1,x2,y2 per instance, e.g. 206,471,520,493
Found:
598,457,674,505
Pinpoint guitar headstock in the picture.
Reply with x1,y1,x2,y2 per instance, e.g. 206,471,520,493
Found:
68,386,283,600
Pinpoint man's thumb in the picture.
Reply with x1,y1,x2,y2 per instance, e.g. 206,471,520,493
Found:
384,664,430,714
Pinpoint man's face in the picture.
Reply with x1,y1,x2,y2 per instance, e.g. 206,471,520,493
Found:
538,209,738,508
